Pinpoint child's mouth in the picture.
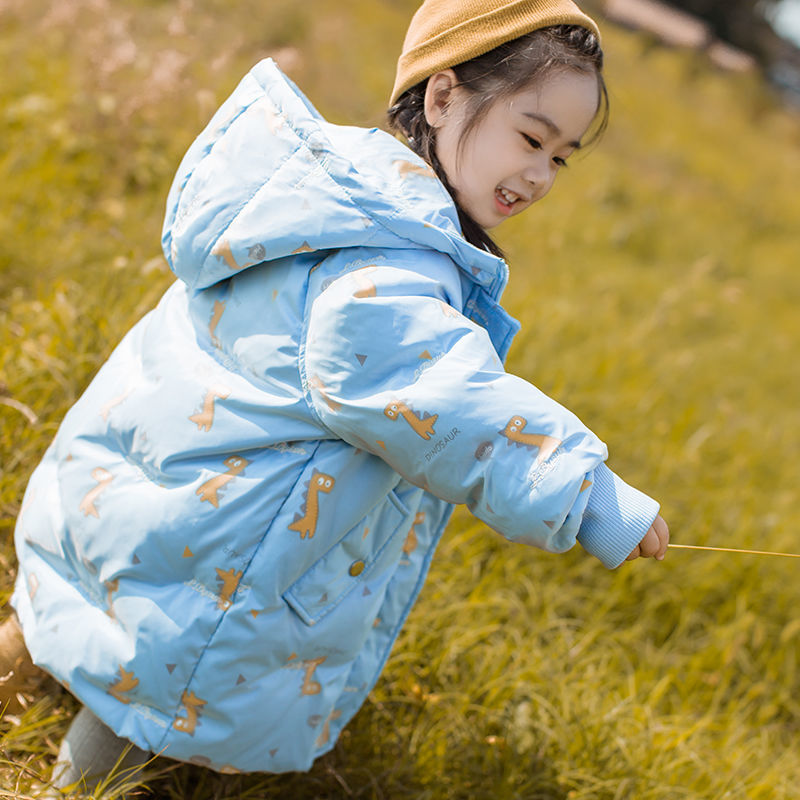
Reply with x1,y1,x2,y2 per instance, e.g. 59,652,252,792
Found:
495,186,520,215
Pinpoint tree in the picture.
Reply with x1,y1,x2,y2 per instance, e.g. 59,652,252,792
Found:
664,0,783,62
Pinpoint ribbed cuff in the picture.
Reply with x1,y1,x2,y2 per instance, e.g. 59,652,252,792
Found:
577,463,660,569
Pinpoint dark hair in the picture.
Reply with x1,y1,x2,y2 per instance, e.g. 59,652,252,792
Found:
387,25,609,258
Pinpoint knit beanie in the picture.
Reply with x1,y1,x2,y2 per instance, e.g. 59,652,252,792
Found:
390,0,601,105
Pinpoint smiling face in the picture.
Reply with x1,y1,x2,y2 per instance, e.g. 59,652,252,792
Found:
425,68,601,229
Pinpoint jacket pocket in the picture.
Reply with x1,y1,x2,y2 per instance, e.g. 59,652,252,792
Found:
283,490,411,626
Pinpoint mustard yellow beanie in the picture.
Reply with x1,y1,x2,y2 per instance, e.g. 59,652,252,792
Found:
390,0,601,105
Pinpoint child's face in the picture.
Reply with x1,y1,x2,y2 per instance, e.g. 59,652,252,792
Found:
427,68,600,229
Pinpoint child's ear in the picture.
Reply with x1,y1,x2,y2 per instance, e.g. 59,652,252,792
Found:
424,69,459,128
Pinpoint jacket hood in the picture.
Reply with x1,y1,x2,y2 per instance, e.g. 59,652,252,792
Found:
162,59,508,293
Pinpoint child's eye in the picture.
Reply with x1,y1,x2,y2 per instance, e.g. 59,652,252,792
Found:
553,156,568,168
522,133,541,150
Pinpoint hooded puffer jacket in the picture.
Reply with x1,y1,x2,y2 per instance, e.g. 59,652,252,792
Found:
12,60,659,773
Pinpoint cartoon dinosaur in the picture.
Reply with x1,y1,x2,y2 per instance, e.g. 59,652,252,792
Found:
287,470,335,540
189,386,231,432
208,299,226,347
393,159,436,180
100,388,132,421
215,567,243,610
300,656,326,696
499,416,561,465
403,511,426,556
173,690,207,736
104,579,119,620
196,455,250,508
315,707,343,748
439,299,461,319
352,266,377,298
107,665,138,704
79,467,114,518
308,375,342,412
384,400,438,441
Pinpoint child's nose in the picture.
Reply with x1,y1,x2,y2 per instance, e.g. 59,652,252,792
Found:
522,162,553,200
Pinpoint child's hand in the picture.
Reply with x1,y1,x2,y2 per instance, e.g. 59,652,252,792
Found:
625,515,669,562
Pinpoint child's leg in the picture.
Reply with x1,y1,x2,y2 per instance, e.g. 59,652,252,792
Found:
51,705,150,792
0,613,46,713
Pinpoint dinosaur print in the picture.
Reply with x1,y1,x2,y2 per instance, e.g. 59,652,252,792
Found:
309,375,342,413
384,400,438,441
27,572,39,600
403,512,426,556
196,455,250,508
393,159,436,179
104,579,119,620
300,656,326,696
100,388,132,421
208,299,226,347
215,567,243,610
499,416,561,465
439,299,461,319
173,690,207,736
79,467,114,518
211,238,240,271
107,665,138,704
189,386,231,432
352,266,377,298
287,470,335,540
314,707,343,748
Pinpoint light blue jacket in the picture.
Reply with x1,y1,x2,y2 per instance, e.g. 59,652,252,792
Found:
13,60,659,773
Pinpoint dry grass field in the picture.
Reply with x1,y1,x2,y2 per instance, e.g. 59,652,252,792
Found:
2,1,800,797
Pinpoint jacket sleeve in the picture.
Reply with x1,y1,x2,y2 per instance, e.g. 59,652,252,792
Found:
302,264,659,568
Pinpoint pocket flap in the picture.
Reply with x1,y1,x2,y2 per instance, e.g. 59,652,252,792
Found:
283,490,411,626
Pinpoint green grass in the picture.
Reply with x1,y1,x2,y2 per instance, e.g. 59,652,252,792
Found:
2,1,800,797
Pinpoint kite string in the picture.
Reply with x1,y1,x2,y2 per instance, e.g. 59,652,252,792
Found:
670,543,800,559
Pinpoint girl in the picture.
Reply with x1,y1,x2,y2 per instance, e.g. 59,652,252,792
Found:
4,0,669,791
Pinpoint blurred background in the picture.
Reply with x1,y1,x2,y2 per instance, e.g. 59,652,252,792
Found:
1,1,799,798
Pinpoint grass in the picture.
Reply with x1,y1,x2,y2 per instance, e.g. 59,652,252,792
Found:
2,0,800,797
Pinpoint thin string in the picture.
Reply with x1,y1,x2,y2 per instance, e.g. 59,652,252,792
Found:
670,543,800,559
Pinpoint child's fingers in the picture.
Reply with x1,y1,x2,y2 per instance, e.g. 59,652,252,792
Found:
652,515,670,560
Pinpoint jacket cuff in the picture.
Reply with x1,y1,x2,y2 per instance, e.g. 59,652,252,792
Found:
577,463,660,569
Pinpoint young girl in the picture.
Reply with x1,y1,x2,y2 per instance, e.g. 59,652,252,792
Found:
5,0,669,790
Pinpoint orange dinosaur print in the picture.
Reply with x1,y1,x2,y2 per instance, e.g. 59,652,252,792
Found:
288,470,335,540
352,266,377,298
403,512,426,556
309,375,342,413
196,455,250,508
100,388,132,421
393,159,436,179
291,241,314,254
107,665,139,704
215,567,243,610
300,656,326,696
27,572,39,600
104,579,119,620
208,299,226,347
315,707,343,748
79,467,114,518
211,238,240,270
173,690,207,736
439,300,461,319
499,416,561,465
384,400,438,441
189,386,231,432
